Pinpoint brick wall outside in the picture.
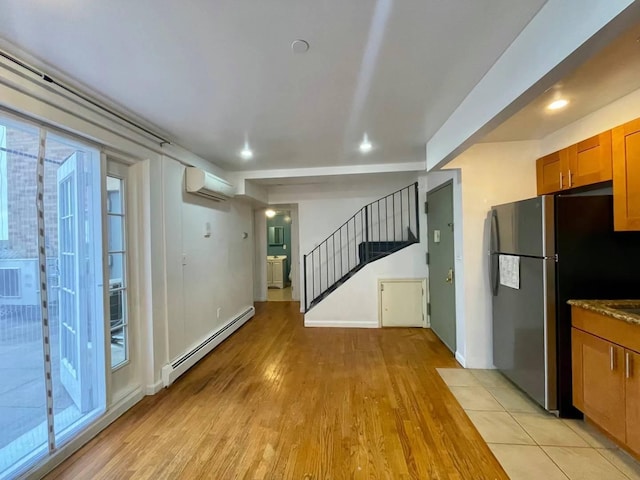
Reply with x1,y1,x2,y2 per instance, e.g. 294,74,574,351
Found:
4,128,77,259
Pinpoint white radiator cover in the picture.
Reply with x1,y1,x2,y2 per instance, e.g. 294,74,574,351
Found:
161,306,255,387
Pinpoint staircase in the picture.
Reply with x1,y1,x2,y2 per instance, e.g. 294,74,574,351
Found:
303,182,420,312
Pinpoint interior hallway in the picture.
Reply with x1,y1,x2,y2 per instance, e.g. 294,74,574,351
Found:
267,286,293,302
46,302,506,479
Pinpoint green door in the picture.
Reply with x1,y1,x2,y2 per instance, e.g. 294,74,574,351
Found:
427,182,456,353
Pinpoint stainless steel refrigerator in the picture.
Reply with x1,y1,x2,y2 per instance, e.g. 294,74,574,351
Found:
490,194,640,417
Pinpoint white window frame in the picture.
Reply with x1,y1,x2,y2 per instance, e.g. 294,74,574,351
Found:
106,174,129,371
0,124,8,241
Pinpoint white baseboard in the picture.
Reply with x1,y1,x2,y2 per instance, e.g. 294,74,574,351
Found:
23,387,144,480
304,319,379,328
455,351,466,367
162,306,255,387
145,379,163,395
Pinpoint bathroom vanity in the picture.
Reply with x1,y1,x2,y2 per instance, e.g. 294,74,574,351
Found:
267,256,287,289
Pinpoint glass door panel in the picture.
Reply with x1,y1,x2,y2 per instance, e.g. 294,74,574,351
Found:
0,118,49,479
44,134,105,445
106,174,128,370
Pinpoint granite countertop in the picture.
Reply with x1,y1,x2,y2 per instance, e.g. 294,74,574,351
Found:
568,299,640,326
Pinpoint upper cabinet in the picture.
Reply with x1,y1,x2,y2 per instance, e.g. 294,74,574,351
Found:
569,131,613,188
536,149,568,194
612,119,640,231
536,132,613,196
535,118,640,231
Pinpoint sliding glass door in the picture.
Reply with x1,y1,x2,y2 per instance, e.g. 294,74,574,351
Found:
0,115,105,479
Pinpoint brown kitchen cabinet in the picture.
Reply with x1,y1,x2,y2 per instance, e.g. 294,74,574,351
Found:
571,305,640,458
536,132,612,196
612,118,640,231
536,149,568,195
571,327,626,442
568,131,613,188
626,349,640,455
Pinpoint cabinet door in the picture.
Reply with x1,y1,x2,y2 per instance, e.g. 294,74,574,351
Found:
267,261,273,285
572,328,626,441
536,149,569,195
569,131,612,188
612,119,640,231
626,349,640,455
273,261,283,283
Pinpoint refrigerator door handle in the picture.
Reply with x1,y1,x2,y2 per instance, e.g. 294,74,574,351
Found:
489,210,500,296
490,210,500,253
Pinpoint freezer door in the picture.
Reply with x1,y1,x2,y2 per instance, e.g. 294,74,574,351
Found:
491,196,554,257
492,256,557,410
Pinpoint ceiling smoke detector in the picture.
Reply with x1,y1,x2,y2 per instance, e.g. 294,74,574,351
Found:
291,39,310,54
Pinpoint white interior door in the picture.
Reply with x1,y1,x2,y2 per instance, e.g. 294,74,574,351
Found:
379,279,425,327
57,152,91,412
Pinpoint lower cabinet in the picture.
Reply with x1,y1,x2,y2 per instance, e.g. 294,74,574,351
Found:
627,349,640,454
267,258,286,289
572,328,626,442
571,309,640,458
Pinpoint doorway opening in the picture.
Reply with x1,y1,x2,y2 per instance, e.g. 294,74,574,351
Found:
254,205,300,304
266,209,292,302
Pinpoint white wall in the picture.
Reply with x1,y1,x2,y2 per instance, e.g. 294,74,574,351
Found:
446,141,539,368
304,243,426,327
268,172,423,311
425,170,466,365
162,157,254,362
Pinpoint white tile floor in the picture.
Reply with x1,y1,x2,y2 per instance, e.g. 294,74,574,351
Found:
437,368,640,480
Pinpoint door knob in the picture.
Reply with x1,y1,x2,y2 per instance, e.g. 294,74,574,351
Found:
445,268,454,284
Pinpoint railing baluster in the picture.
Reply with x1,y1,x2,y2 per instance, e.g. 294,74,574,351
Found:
400,188,404,241
312,250,315,301
340,227,343,279
385,196,388,246
353,217,358,268
326,241,329,291
332,234,336,286
303,254,308,311
377,200,381,250
346,222,350,271
414,182,419,241
393,192,396,242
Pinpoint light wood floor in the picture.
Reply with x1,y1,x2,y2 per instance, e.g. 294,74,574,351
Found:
47,302,507,479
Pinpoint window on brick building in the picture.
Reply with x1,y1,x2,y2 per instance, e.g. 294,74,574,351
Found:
0,124,7,241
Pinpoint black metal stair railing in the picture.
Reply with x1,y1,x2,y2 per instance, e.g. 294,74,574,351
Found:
303,182,419,312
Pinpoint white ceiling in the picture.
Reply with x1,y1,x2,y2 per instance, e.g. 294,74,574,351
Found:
483,21,640,142
0,0,547,171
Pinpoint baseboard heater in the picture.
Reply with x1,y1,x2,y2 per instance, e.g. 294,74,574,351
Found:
161,306,255,387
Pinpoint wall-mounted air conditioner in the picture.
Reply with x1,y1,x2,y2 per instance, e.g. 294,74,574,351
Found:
185,167,235,201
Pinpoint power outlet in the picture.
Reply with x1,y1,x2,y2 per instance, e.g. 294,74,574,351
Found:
216,307,221,320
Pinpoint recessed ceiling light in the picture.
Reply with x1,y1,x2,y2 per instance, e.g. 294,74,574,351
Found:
547,99,569,110
265,209,276,218
291,39,310,53
240,144,253,160
359,134,373,154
